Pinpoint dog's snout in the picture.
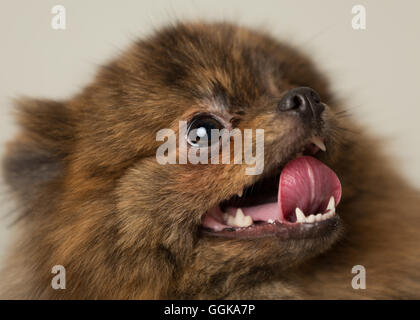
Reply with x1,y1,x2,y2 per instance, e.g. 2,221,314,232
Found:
278,87,324,122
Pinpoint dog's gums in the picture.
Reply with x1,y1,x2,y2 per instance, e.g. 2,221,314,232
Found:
2,22,420,299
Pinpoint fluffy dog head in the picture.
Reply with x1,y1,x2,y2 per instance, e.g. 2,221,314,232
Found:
3,22,356,299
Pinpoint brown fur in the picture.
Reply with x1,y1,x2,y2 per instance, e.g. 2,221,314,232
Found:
1,22,420,299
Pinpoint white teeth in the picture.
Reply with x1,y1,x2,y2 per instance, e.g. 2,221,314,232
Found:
237,190,243,197
310,136,326,152
327,196,335,212
225,208,253,228
294,196,336,223
295,208,306,223
306,214,316,223
324,211,333,219
222,196,337,228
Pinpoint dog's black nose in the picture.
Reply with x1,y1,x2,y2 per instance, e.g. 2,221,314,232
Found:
278,87,324,122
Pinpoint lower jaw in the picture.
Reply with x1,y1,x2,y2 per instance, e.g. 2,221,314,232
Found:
201,215,341,240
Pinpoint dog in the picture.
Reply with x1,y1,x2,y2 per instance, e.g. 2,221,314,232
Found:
1,22,420,299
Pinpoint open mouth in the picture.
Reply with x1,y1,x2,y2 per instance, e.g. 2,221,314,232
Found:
201,136,342,238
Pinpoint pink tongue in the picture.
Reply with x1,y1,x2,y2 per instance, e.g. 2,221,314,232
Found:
279,156,341,219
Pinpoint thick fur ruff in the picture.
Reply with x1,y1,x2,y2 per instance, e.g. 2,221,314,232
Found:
1,22,420,299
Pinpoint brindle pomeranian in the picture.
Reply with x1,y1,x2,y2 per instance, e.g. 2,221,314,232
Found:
1,22,420,299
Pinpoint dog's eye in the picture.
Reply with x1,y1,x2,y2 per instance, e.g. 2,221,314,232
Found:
186,114,223,148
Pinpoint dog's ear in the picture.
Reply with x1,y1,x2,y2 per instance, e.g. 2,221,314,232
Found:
2,98,74,202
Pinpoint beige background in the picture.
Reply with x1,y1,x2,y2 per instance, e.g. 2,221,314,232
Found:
0,0,419,265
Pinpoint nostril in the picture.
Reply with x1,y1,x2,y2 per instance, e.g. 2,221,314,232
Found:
278,92,308,112
277,86,324,121
278,93,306,112
292,95,304,109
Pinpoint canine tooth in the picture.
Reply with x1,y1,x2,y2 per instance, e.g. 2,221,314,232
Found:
236,208,244,218
327,196,336,215
226,208,253,228
306,214,315,223
310,136,326,152
268,219,274,224
295,208,306,223
226,209,242,227
237,190,243,197
327,196,335,210
226,215,235,227
241,215,253,227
